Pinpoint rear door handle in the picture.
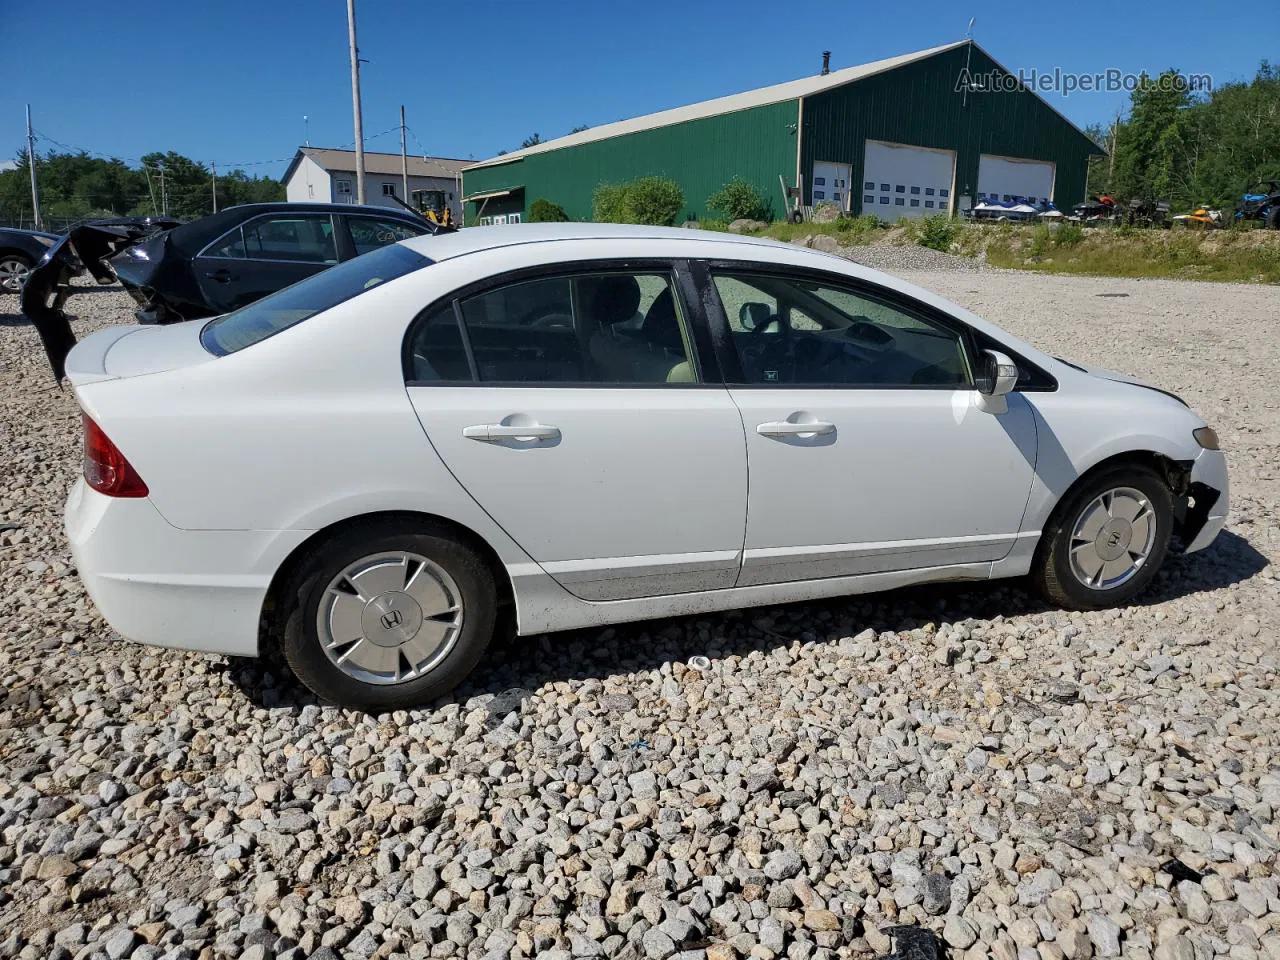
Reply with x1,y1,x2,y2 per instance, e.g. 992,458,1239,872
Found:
463,423,561,442
204,269,236,283
756,420,835,437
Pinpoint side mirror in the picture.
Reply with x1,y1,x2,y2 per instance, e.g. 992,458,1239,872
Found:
739,302,772,331
978,349,1018,397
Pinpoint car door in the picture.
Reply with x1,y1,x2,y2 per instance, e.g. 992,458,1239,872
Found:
195,213,338,312
404,262,748,602
702,266,1038,587
342,215,426,260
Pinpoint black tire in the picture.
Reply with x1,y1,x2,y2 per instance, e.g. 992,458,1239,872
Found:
1033,463,1174,610
1267,208,1280,231
789,210,804,224
281,520,496,711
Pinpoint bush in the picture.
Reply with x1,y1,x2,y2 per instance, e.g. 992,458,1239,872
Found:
592,176,685,226
1053,221,1085,247
528,198,569,222
592,183,631,223
706,177,770,222
914,214,958,251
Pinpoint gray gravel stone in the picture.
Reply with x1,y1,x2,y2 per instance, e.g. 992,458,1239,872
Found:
2,272,1279,960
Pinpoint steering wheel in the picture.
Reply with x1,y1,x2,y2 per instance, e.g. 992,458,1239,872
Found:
512,307,574,329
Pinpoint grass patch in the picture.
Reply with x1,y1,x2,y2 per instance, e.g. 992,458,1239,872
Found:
984,226,1280,283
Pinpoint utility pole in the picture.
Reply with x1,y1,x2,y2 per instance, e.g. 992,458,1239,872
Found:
347,0,366,205
159,162,167,216
211,161,218,214
26,104,42,231
142,164,158,216
400,105,409,205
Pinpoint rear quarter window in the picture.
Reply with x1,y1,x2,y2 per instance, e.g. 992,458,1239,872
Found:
200,242,429,355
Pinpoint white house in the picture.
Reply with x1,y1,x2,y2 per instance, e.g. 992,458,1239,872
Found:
282,148,467,221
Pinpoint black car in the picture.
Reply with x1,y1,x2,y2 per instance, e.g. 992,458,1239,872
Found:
0,228,61,292
23,203,448,379
108,202,439,323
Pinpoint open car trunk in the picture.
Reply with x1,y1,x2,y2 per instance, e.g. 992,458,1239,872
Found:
21,218,181,381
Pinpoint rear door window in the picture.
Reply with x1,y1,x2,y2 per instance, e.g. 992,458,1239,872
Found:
406,269,699,385
243,215,337,263
201,242,428,355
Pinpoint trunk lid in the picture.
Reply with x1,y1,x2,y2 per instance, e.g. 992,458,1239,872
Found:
65,320,214,386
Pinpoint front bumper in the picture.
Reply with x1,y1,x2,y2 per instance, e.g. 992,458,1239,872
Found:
65,479,305,657
1181,449,1229,554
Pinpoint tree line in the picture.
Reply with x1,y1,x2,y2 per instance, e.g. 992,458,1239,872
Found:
0,150,285,226
1085,62,1280,212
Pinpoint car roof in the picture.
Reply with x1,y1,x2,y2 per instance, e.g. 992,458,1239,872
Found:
400,222,797,262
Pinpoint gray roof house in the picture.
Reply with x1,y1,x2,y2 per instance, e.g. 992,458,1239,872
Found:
282,147,468,220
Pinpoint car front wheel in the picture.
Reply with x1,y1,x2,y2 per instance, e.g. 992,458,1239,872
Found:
282,520,496,711
1033,463,1174,609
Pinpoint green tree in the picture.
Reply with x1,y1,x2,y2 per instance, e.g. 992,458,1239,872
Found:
1093,63,1280,212
0,149,283,225
1110,71,1195,204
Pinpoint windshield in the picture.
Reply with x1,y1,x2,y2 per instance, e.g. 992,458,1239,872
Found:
200,243,430,355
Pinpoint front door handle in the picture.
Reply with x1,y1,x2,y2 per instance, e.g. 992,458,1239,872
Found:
204,269,236,283
756,420,835,437
463,423,561,442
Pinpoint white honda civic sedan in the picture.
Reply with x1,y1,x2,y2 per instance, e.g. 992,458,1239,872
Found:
63,224,1228,710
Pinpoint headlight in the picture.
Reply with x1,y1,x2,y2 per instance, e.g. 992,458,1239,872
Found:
1193,426,1219,450
34,235,57,248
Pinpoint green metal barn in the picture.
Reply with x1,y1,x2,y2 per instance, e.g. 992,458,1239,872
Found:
462,41,1104,225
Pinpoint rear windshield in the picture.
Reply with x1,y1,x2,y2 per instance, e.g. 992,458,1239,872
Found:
200,243,429,355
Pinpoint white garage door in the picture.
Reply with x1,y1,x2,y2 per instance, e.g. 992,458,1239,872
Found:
978,155,1056,205
861,140,956,220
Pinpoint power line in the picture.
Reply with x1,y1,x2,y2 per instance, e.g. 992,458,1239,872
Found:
26,123,406,173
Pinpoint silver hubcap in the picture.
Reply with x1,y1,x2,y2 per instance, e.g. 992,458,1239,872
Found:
317,552,464,685
1069,486,1157,590
0,258,30,292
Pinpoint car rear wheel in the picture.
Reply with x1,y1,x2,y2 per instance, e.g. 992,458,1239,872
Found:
0,253,32,293
282,520,496,711
1033,463,1173,609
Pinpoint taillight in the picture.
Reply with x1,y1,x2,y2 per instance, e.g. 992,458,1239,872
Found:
82,413,148,498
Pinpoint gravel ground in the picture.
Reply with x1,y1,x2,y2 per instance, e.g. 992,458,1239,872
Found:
1,272,1278,960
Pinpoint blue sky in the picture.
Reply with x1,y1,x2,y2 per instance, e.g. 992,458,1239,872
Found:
9,0,1274,178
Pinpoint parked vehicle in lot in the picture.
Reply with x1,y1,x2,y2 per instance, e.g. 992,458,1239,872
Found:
0,227,61,292
62,224,1229,710
1235,179,1280,229
23,203,443,380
